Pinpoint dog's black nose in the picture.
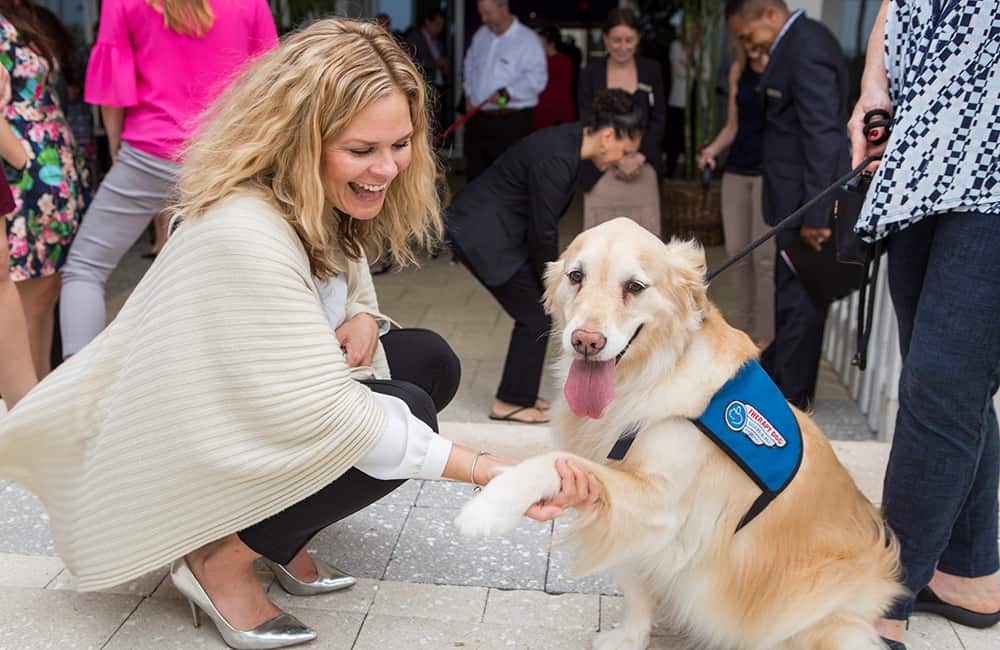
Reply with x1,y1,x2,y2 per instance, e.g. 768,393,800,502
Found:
572,329,607,356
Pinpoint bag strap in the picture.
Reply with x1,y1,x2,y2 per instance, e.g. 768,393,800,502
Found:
852,241,886,371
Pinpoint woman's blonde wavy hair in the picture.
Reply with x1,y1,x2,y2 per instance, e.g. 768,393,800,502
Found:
170,18,441,280
146,0,215,37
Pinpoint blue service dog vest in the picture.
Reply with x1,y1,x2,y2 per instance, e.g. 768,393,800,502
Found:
607,360,803,532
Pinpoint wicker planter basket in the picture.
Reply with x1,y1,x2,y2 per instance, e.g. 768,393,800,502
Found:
661,179,725,246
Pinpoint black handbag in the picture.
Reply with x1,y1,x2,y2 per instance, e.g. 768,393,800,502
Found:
831,173,885,370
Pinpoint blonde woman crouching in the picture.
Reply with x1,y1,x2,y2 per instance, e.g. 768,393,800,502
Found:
0,19,598,649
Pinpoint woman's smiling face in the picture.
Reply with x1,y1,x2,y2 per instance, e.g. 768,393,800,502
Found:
604,25,639,65
321,90,413,220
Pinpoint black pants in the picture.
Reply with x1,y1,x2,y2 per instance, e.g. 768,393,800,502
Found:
664,106,686,179
464,108,533,182
760,231,830,409
238,328,461,564
453,251,550,407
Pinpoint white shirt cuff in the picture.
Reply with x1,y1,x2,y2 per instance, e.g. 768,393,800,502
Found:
354,392,453,481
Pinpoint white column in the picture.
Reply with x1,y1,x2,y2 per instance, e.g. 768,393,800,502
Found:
452,0,465,160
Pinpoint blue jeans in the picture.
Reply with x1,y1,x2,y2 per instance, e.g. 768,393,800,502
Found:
882,209,1000,620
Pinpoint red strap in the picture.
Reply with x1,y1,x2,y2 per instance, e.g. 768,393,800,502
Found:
435,97,491,143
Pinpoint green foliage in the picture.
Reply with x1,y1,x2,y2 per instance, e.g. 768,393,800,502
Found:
681,0,723,178
637,0,722,179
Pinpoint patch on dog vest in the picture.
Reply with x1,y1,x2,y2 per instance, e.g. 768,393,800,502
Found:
605,360,802,533
693,360,802,531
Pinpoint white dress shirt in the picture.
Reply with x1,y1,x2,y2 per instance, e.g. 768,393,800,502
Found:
314,275,453,480
463,17,547,110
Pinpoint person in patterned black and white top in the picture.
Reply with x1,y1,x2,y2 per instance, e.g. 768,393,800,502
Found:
849,2,1000,647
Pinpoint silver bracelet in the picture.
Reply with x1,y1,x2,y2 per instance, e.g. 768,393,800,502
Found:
470,451,491,490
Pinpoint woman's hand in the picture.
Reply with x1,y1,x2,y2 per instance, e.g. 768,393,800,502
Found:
614,152,645,181
335,313,380,367
697,148,716,171
849,0,891,173
524,458,601,522
848,88,892,172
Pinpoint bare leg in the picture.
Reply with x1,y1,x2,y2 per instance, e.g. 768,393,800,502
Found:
150,210,170,255
185,534,283,631
927,569,1000,613
282,547,319,582
15,272,61,379
875,618,905,643
0,220,38,407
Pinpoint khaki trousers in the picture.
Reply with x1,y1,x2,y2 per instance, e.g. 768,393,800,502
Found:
583,163,661,238
720,172,774,344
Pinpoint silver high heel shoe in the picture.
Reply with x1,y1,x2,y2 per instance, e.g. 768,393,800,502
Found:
170,558,317,649
261,557,356,596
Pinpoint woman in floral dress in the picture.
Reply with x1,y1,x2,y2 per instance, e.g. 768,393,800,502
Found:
0,0,90,380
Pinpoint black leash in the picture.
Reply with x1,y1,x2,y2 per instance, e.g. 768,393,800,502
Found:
705,155,878,282
706,109,891,282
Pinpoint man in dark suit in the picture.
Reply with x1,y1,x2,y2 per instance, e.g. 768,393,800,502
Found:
405,9,450,136
725,0,850,409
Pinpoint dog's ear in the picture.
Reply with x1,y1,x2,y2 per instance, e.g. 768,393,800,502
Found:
542,258,566,312
664,238,709,312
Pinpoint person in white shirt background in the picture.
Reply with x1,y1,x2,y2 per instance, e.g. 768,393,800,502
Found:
462,0,547,181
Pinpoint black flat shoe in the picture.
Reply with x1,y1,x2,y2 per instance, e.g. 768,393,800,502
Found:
879,637,906,650
913,586,1000,629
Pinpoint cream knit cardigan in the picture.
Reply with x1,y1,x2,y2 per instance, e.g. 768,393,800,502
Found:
0,195,395,590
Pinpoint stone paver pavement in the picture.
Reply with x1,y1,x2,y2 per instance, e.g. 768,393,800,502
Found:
1,424,997,649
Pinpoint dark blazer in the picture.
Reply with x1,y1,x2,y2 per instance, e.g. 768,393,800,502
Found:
445,123,582,286
758,15,850,229
577,56,666,191
404,27,443,87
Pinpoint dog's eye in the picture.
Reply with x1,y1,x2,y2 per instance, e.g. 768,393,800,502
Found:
567,269,584,284
624,280,647,295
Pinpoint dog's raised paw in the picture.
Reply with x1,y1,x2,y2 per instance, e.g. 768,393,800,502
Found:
592,628,650,650
454,494,522,537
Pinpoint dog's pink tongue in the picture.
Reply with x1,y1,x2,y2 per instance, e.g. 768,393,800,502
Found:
564,359,616,419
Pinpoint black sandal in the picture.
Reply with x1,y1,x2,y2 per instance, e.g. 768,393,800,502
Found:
913,586,1000,629
879,637,906,650
488,406,549,424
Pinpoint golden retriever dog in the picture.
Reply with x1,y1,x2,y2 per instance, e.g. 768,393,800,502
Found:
455,219,901,649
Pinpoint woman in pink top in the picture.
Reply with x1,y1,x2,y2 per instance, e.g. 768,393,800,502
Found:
59,0,277,356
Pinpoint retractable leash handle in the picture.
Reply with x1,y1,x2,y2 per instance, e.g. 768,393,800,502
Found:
862,108,892,146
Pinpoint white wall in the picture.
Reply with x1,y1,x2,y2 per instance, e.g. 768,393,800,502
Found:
787,0,825,18
377,0,413,31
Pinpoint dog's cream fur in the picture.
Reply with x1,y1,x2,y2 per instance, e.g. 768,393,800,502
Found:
455,219,901,650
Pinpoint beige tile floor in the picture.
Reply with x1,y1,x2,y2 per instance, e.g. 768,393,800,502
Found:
1,193,998,648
